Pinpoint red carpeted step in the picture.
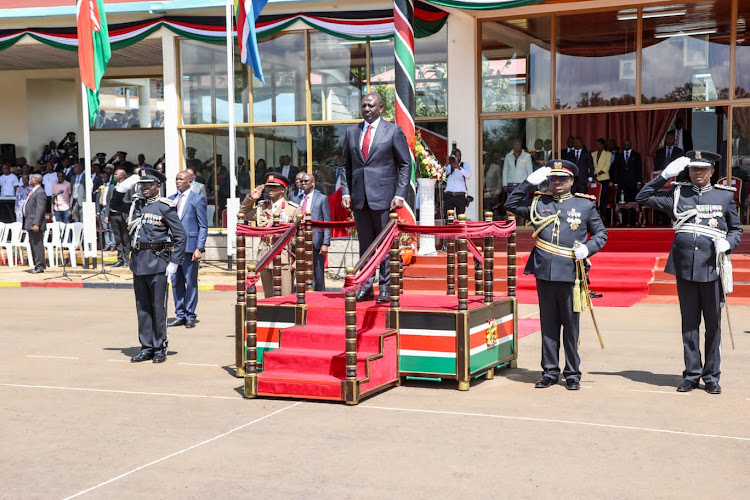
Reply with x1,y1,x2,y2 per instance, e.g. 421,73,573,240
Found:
263,346,379,375
257,370,343,400
278,325,387,353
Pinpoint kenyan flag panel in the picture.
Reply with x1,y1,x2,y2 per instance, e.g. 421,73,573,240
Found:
252,305,296,371
467,300,515,375
399,311,459,377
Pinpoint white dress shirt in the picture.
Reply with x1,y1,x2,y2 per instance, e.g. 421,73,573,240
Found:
0,173,19,197
445,162,472,193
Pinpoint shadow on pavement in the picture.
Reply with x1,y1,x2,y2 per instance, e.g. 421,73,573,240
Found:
589,370,681,387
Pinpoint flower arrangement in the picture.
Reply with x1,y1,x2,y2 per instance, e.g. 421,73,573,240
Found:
414,132,446,180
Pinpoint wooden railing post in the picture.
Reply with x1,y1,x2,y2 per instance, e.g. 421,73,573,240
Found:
446,209,456,295
244,263,258,398
507,212,517,297
343,267,359,405
389,213,401,310
272,212,282,296
305,210,314,291
295,213,306,305
474,244,483,296
457,214,468,311
235,214,246,377
484,211,495,303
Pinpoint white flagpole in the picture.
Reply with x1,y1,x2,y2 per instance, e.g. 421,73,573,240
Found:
81,83,98,261
225,0,239,267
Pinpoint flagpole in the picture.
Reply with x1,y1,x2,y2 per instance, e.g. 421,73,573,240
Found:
226,0,238,268
81,82,97,262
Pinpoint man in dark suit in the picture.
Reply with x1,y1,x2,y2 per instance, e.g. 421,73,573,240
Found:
570,137,594,194
104,169,133,267
612,139,643,225
654,131,684,172
299,172,331,291
340,92,411,303
168,170,208,328
273,155,299,185
669,116,693,153
23,173,48,274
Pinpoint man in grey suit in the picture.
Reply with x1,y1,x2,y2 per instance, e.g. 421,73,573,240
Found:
23,173,48,273
186,168,207,197
299,172,331,291
340,92,411,303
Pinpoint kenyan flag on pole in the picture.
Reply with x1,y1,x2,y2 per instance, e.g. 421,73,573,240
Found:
77,0,111,126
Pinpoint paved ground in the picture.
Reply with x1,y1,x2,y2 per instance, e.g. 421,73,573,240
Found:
1,287,749,499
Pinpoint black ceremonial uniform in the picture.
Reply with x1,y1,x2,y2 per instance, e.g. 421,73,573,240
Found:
506,180,607,384
636,175,742,387
110,189,186,357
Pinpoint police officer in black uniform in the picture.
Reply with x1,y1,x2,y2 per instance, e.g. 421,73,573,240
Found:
505,160,608,390
637,151,742,394
110,168,187,363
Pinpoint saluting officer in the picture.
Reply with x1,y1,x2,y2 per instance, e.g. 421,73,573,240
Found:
239,172,300,297
110,168,187,363
637,151,742,394
505,160,608,390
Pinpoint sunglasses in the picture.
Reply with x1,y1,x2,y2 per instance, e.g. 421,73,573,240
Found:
299,180,312,184
548,175,571,182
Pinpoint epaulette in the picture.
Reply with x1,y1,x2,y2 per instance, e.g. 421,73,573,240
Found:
715,183,736,192
574,193,596,201
159,197,177,207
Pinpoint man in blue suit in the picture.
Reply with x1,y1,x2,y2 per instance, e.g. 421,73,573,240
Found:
340,93,412,303
168,170,208,328
299,172,331,290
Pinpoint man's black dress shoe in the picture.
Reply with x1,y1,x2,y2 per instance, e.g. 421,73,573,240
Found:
704,382,721,394
376,290,390,304
677,379,699,392
152,352,167,363
534,377,556,389
30,268,44,274
356,289,374,302
566,379,581,391
131,351,154,362
185,320,196,329
111,261,124,267
168,318,187,327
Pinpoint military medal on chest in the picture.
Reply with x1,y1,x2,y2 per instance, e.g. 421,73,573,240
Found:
566,208,581,230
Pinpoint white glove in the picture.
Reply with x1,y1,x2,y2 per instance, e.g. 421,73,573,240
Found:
574,245,589,260
715,238,730,254
661,156,690,179
166,262,178,279
526,166,551,185
116,174,140,193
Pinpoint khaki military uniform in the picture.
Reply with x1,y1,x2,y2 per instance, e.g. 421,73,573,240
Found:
240,195,300,297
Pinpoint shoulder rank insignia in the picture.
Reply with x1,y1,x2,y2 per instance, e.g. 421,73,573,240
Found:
574,193,596,201
159,197,178,207
714,183,736,192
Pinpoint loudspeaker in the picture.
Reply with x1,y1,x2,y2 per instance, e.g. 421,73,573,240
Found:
0,143,15,164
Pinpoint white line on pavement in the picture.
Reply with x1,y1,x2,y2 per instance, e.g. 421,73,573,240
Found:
62,402,301,500
107,359,129,363
631,389,691,396
178,363,220,367
357,405,750,442
26,355,79,360
0,384,240,400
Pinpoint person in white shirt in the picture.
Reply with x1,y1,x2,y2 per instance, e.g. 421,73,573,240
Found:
443,148,472,217
42,164,58,197
0,163,20,222
502,140,533,193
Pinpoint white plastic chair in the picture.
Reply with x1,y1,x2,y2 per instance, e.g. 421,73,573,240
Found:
15,230,34,268
43,222,65,268
0,222,23,267
62,222,84,267
0,222,7,264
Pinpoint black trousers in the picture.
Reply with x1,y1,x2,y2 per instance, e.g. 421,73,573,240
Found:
109,212,131,263
29,229,45,270
598,179,609,223
443,192,467,217
536,279,581,381
133,273,169,354
313,246,326,291
676,277,722,384
353,205,391,293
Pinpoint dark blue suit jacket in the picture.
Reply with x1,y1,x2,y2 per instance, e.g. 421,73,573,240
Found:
302,189,331,249
170,190,208,254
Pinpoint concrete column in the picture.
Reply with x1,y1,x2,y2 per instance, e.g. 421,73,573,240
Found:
161,30,180,197
447,12,479,221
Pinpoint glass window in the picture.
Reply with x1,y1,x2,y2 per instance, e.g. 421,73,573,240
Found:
736,3,750,98
556,11,635,109
253,33,306,123
731,107,750,172
310,33,366,121
370,39,396,118
253,126,307,184
415,27,448,117
183,130,218,225
416,120,448,164
482,17,551,112
311,124,348,196
180,40,227,125
642,1,732,104
94,78,164,129
481,117,553,218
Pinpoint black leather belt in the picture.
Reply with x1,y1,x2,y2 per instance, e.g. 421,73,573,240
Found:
444,191,466,195
134,242,172,251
